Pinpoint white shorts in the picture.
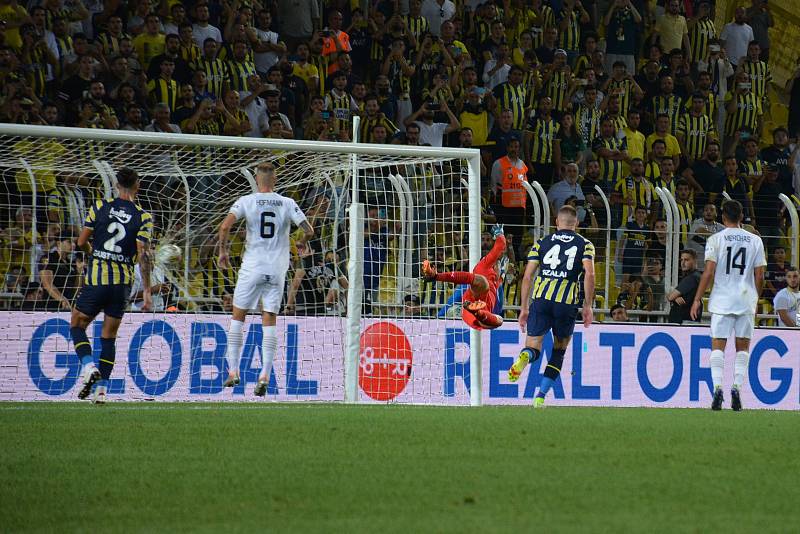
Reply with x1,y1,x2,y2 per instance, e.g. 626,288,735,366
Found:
710,313,755,340
232,268,286,314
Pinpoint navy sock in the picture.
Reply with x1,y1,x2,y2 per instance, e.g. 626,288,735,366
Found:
520,347,541,363
70,327,93,367
98,338,116,381
538,348,566,398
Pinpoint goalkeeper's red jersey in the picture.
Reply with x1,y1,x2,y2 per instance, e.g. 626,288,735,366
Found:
461,235,505,329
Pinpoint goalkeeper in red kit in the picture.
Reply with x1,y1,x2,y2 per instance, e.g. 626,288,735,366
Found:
422,224,506,330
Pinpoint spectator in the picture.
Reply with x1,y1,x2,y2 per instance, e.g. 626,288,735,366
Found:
37,234,79,311
721,156,755,223
764,246,790,300
403,99,459,147
133,14,166,72
226,39,257,92
592,116,628,191
490,136,528,237
649,75,683,136
147,57,179,112
641,253,666,316
321,10,351,66
253,10,286,77
164,4,188,37
674,179,694,246
687,203,723,268
617,205,649,285
697,40,734,134
421,0,456,37
609,303,629,322
646,113,681,168
613,158,652,225
745,0,774,63
291,43,320,97
526,95,560,184
147,33,192,85
194,38,228,99
556,112,585,169
267,66,296,120
239,74,270,137
654,0,689,57
646,218,669,263
760,127,793,197
720,7,753,68
219,89,250,136
277,0,320,53
458,87,490,146
667,249,702,323
192,4,223,48
482,42,512,91
547,162,584,214
687,1,716,66
752,163,782,250
359,94,399,143
773,267,800,328
676,92,715,166
682,140,724,210
324,70,358,138
620,108,645,170
121,105,146,130
265,89,294,138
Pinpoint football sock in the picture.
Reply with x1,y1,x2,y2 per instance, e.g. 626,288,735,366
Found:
98,337,116,380
260,325,278,382
537,348,566,399
70,327,93,369
519,347,541,364
734,351,749,389
226,319,244,376
710,350,724,391
435,271,475,285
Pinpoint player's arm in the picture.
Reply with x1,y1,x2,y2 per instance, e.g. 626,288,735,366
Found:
285,267,306,312
137,240,153,312
690,259,715,320
76,226,93,255
517,259,539,332
298,220,315,242
754,265,765,299
582,257,595,327
217,212,237,269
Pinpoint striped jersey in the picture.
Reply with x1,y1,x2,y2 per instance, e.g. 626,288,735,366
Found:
528,230,595,306
677,112,715,161
526,116,560,164
84,198,153,286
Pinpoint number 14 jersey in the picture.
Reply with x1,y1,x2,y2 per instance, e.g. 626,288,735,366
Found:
229,192,308,275
528,230,595,306
705,227,766,315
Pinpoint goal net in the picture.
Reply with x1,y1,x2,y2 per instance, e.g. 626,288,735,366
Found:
0,125,482,405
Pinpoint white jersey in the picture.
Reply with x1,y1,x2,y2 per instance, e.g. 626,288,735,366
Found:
705,227,766,315
229,192,307,275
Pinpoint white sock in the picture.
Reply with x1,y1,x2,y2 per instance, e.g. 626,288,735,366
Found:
226,319,244,377
710,350,725,391
260,325,277,382
734,351,749,389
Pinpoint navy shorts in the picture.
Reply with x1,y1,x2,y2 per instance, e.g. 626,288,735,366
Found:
75,284,131,319
526,298,578,339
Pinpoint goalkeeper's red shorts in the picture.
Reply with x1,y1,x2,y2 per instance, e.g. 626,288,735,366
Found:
461,264,500,330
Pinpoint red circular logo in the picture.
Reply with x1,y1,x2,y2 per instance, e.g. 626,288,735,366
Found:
358,321,413,401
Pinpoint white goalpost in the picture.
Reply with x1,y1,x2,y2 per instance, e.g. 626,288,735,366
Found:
0,124,483,405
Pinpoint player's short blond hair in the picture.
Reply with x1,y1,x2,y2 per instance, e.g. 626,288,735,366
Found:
255,163,276,185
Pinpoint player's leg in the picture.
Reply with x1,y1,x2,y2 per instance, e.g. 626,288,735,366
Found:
91,285,131,404
533,303,579,407
535,334,571,408
730,314,755,411
254,274,284,396
71,287,102,400
509,300,548,382
709,313,732,410
226,269,260,387
422,259,476,286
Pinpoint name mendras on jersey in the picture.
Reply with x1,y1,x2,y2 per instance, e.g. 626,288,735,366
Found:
724,234,751,242
93,250,128,262
257,199,284,207
542,269,568,278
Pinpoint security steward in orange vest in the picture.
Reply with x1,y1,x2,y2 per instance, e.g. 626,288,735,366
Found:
490,136,529,236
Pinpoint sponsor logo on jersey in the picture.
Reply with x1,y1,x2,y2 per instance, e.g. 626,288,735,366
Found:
552,233,575,243
109,207,132,224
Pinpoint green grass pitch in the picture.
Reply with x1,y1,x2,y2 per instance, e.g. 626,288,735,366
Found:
2,403,799,533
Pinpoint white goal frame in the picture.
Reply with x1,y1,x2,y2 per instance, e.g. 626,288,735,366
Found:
0,124,484,406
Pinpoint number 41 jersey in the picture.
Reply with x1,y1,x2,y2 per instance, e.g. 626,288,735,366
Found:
229,192,308,275
528,229,595,306
705,227,766,315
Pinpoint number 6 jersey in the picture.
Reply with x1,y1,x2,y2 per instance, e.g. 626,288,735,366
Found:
84,198,153,286
705,227,767,315
229,192,308,275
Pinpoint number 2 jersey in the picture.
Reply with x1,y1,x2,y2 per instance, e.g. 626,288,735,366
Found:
528,230,594,306
85,198,153,286
705,227,766,315
229,192,308,275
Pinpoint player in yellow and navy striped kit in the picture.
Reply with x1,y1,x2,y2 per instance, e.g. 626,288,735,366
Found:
70,168,153,404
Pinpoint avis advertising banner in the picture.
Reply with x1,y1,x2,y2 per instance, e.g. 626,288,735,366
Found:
3,312,800,409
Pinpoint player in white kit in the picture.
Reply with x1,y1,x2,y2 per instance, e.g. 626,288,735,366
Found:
690,200,766,411
218,163,314,396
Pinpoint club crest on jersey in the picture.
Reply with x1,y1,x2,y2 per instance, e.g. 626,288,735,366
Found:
109,207,132,224
552,234,575,243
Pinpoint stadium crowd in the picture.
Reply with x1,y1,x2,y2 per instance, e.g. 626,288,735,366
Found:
1,0,800,324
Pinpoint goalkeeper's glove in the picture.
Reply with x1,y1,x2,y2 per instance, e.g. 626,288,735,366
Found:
490,223,504,238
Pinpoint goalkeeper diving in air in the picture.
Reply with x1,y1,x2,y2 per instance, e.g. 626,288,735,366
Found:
422,224,506,330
